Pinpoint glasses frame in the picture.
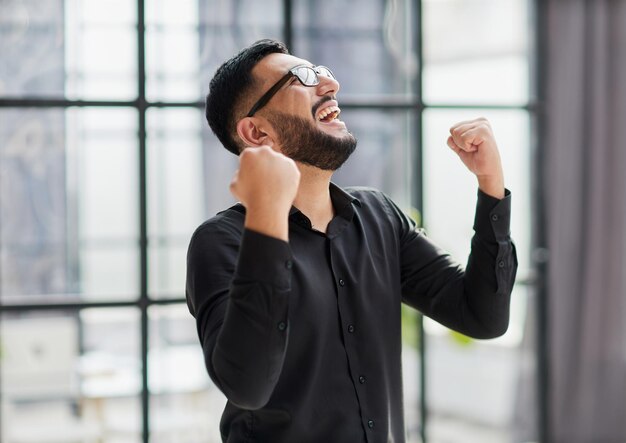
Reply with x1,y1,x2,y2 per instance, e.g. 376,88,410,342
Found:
246,64,335,117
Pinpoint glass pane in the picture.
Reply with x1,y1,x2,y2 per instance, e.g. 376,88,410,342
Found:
145,0,283,102
148,304,226,442
147,108,237,297
334,109,416,210
0,0,65,97
402,307,422,443
423,0,530,105
0,107,139,304
424,284,533,442
198,116,240,218
0,308,142,443
422,108,531,279
0,0,137,100
293,0,417,99
65,0,137,100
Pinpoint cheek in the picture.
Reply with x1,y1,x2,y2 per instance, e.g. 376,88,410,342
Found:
283,89,313,117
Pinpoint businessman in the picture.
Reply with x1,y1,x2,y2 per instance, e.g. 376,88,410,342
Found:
186,39,517,443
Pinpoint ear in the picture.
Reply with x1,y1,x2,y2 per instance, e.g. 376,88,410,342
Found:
236,117,276,148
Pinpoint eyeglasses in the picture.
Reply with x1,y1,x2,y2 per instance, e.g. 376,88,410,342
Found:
246,64,335,117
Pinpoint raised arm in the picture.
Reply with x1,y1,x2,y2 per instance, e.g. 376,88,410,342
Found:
186,146,300,409
398,118,517,338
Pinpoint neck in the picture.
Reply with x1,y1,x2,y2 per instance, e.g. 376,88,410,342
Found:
293,164,334,233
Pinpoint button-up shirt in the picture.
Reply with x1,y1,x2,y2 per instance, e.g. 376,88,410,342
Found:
186,184,517,443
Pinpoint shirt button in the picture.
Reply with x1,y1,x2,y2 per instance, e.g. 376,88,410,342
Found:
359,375,366,384
285,260,293,269
338,279,345,287
348,324,355,333
367,419,375,429
277,321,287,331
491,214,499,222
498,260,505,268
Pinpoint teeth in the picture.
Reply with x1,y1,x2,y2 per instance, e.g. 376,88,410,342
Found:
317,105,341,121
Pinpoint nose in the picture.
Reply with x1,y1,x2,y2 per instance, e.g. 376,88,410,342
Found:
316,73,340,97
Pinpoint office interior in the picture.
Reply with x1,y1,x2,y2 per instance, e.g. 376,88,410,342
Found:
1,0,625,442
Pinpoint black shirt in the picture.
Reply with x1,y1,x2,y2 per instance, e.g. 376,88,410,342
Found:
186,185,517,443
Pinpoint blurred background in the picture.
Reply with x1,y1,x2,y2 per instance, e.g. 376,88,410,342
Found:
1,0,625,442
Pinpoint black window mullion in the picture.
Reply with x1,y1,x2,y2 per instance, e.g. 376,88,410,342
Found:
283,0,294,53
531,0,549,441
136,0,150,441
413,0,428,441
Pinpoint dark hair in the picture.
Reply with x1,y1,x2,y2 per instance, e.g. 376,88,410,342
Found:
205,39,289,155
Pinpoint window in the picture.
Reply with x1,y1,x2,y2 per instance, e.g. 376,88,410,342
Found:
0,1,537,442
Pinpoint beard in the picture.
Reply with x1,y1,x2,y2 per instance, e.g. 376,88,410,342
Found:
266,111,357,171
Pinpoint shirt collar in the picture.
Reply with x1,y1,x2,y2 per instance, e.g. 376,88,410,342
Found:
329,182,361,219
288,183,361,226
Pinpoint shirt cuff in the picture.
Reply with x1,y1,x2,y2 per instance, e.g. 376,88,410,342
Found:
234,228,293,289
473,188,512,243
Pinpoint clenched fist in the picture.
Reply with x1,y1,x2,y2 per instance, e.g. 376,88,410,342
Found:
447,117,505,199
230,146,301,241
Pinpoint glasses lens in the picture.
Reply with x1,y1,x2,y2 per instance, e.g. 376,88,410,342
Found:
316,66,334,79
294,66,318,86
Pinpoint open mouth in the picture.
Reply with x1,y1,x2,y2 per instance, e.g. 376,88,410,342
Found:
316,105,341,123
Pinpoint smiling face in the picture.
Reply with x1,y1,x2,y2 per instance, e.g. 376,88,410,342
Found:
245,53,357,170
251,54,348,132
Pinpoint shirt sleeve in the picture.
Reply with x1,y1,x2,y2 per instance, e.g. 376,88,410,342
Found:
186,219,293,409
388,189,518,339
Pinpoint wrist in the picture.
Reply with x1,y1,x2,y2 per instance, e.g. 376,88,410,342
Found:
244,205,291,242
477,174,505,199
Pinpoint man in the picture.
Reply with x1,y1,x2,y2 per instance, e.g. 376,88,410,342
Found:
186,39,517,443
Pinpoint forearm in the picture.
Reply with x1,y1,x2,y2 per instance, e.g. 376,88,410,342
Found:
403,245,514,339
477,173,505,200
205,229,292,409
244,206,290,242
458,188,517,336
209,278,290,409
459,234,516,338
400,189,517,338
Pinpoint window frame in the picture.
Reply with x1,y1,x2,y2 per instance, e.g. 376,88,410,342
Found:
0,1,547,442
